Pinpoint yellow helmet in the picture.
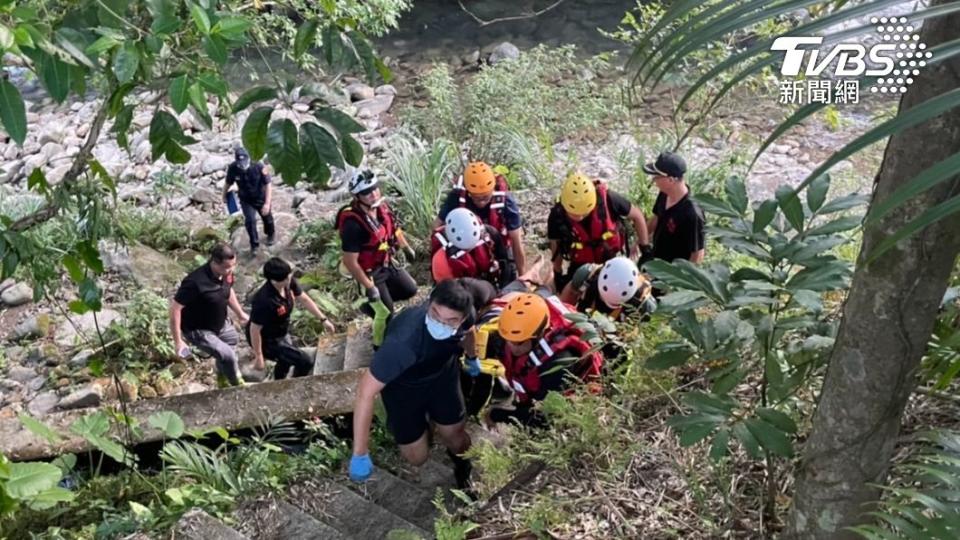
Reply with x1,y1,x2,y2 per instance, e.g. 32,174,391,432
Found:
463,161,496,195
498,293,549,343
560,172,597,215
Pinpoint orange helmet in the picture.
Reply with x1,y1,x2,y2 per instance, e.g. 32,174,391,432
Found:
432,249,454,282
463,161,496,195
498,293,549,343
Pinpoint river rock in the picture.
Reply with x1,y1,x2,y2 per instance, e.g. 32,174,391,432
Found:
488,42,521,65
58,384,103,410
6,366,37,383
462,50,481,66
100,241,186,289
230,211,299,253
54,308,123,348
3,143,18,159
39,127,66,145
1,282,33,306
354,94,394,119
190,186,221,205
0,278,14,294
40,142,64,160
27,391,60,416
12,313,51,340
201,155,232,175
346,82,376,102
0,160,23,183
69,349,96,367
47,163,72,185
374,84,398,96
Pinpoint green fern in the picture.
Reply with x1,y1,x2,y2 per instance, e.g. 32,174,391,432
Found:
852,430,960,539
160,441,242,495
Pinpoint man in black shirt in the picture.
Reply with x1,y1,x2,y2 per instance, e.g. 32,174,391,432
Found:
643,152,706,264
349,279,496,489
224,147,275,255
246,258,336,380
170,243,249,387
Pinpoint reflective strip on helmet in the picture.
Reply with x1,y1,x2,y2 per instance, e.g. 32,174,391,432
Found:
528,352,541,367
539,338,554,358
450,250,468,260
434,232,449,248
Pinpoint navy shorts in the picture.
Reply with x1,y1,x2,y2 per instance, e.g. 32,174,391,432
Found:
380,368,466,445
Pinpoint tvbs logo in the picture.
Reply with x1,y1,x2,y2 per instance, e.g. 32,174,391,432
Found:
771,17,931,93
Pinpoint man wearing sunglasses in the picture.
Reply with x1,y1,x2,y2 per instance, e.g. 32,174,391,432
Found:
336,170,418,335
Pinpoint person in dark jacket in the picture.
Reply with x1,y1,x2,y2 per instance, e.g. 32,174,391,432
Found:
224,147,275,255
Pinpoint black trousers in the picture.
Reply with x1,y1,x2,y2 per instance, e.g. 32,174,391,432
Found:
240,199,275,250
245,329,314,379
360,265,418,317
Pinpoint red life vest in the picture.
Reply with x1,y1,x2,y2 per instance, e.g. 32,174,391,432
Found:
335,202,398,273
494,294,603,404
430,226,500,283
455,174,512,245
564,182,625,265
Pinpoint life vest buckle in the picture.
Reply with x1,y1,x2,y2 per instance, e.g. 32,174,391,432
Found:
378,242,389,251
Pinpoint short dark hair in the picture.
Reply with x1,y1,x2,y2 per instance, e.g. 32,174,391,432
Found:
210,243,236,264
263,257,292,282
429,279,474,318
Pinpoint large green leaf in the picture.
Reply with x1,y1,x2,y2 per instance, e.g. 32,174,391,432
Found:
745,417,793,457
804,215,862,237
241,106,272,160
300,122,342,182
27,487,74,510
341,135,363,167
683,391,737,416
724,176,748,215
266,119,302,184
0,23,14,50
806,174,830,214
98,0,129,28
756,408,798,434
294,19,318,59
3,462,62,499
147,0,181,34
203,35,227,65
818,193,869,215
40,53,71,103
776,185,804,233
169,75,189,113
188,1,211,34
112,42,139,83
148,411,185,439
752,199,778,233
786,263,850,292
0,78,27,144
149,110,196,164
232,86,277,114
646,345,694,370
187,82,210,128
212,17,250,39
113,104,134,150
694,194,740,219
314,106,365,135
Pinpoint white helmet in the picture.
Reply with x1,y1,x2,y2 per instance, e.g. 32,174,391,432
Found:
444,208,484,251
348,169,379,195
598,256,641,308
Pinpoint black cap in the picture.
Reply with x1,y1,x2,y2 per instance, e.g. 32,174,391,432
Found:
643,151,686,179
234,147,249,161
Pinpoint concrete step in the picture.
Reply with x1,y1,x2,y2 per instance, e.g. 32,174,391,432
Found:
174,508,249,540
313,333,346,374
234,497,351,540
349,468,439,531
288,478,430,539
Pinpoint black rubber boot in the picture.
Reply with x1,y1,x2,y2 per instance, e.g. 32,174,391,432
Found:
446,449,476,498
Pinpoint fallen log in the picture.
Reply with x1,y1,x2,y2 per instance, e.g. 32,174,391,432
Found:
1,369,364,462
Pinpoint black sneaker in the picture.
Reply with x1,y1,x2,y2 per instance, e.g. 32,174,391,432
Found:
265,234,276,246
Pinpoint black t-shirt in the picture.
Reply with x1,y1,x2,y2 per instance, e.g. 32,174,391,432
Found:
370,304,465,388
437,189,523,231
249,278,303,340
174,263,233,332
651,192,706,262
226,162,270,204
546,190,632,240
339,218,369,253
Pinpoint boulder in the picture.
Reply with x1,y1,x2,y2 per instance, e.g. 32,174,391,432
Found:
6,366,37,383
488,42,520,65
46,163,72,185
54,308,123,348
374,84,398,96
69,349,96,367
27,391,60,417
462,50,481,66
38,127,66,145
190,186,221,205
354,95,394,119
58,384,103,410
346,82,376,102
100,242,186,290
11,313,52,340
201,155,233,175
3,143,18,160
40,142,64,160
230,211,299,253
0,278,14,294
1,282,33,306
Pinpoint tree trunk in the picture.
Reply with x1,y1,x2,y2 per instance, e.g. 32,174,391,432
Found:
787,5,960,538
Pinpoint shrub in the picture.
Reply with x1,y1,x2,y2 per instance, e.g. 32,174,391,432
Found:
403,46,624,185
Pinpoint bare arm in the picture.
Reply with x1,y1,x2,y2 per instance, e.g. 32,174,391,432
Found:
343,252,375,290
250,323,265,370
508,228,526,274
549,240,563,272
352,370,386,456
297,291,336,332
169,299,185,351
628,205,650,247
262,183,272,214
690,249,705,264
647,214,658,235
558,281,581,305
228,289,249,324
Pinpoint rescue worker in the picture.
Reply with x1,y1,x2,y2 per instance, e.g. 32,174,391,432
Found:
337,169,418,341
169,243,249,388
559,256,655,321
471,291,604,427
431,207,511,289
246,257,336,380
349,279,496,490
547,172,652,292
644,152,706,263
224,147,274,256
435,161,526,278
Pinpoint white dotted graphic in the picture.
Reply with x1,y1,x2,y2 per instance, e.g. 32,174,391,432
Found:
869,17,930,94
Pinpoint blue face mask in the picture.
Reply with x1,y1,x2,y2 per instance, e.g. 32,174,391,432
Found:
425,313,458,341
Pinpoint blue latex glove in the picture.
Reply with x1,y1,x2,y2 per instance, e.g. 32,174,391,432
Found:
465,356,481,377
349,454,373,482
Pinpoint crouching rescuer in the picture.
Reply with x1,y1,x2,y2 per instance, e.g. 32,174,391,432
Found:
349,279,485,490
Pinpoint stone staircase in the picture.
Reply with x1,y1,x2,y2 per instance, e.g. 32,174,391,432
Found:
173,453,459,540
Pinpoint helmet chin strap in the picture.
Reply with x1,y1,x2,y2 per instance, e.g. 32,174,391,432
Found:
602,297,621,310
